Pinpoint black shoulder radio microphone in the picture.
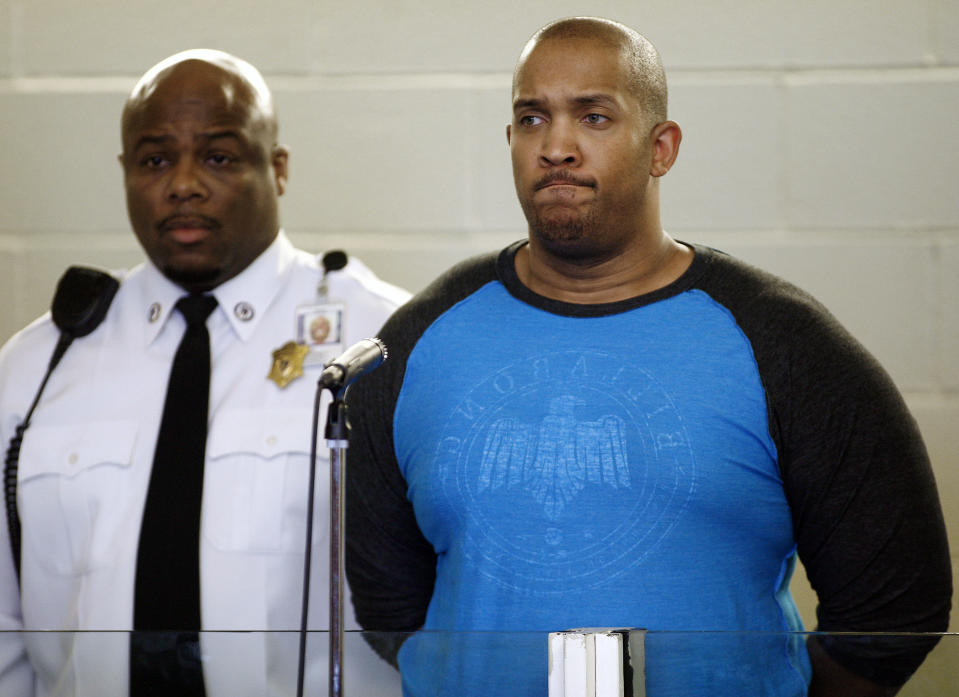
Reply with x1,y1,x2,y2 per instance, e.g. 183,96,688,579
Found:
4,266,119,583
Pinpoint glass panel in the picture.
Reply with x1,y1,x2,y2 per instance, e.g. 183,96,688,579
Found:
1,630,955,696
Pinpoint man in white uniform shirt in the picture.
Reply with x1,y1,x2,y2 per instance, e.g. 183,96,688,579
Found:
0,49,408,696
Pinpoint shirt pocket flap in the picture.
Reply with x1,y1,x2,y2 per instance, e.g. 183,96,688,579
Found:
19,420,138,481
207,408,312,460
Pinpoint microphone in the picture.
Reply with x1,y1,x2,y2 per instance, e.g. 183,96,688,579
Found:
318,337,388,391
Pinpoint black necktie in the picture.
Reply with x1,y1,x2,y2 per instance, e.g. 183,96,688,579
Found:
131,294,217,697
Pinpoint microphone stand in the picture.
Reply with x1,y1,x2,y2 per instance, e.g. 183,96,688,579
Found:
295,337,386,697
295,383,349,697
325,392,350,697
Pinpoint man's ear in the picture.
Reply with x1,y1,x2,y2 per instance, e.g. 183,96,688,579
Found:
649,121,681,177
272,145,290,196
506,123,512,145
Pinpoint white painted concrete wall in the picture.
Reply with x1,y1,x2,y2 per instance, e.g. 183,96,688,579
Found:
2,0,957,659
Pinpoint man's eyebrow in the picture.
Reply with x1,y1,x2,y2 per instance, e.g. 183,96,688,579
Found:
132,134,173,150
198,129,244,143
512,94,619,112
571,93,618,107
512,97,544,112
132,130,244,150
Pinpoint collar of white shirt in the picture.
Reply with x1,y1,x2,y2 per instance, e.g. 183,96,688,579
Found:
138,230,298,346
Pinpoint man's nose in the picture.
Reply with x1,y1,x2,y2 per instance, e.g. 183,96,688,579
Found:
167,159,208,201
539,121,581,167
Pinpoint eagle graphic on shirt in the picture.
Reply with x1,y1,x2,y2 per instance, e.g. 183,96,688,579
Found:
477,394,630,520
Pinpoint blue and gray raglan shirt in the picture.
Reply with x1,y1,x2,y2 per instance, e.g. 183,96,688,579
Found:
345,241,950,697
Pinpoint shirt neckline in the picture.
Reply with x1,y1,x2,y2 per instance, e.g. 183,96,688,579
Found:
495,239,712,318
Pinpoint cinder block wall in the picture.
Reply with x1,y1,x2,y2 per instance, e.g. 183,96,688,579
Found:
2,0,957,640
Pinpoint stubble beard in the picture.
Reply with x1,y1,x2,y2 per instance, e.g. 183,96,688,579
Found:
160,259,225,293
165,265,221,285
527,205,603,261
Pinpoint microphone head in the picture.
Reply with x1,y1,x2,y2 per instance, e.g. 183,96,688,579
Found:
321,250,348,273
319,337,388,391
52,266,120,338
367,336,388,363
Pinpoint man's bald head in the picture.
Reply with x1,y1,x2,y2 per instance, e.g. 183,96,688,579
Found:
513,17,668,128
119,49,289,293
121,49,279,150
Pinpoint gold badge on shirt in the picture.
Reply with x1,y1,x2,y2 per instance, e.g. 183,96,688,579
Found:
268,341,309,388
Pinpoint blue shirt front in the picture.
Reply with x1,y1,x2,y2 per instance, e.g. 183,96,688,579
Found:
392,281,808,696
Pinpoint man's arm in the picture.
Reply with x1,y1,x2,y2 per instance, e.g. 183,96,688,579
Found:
806,636,898,697
344,376,437,665
703,253,951,689
344,253,498,666
0,490,34,696
0,338,36,696
767,296,952,688
344,307,438,667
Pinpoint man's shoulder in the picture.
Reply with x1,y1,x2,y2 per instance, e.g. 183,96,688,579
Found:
285,245,411,310
345,249,501,408
0,314,58,367
369,249,500,362
692,244,890,398
692,244,835,331
0,314,60,427
376,250,497,341
393,250,499,319
0,264,137,373
334,255,412,308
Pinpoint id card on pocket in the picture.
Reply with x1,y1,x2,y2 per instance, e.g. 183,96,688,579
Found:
295,302,345,351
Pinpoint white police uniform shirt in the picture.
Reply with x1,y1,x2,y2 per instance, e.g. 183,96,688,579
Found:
0,231,410,696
